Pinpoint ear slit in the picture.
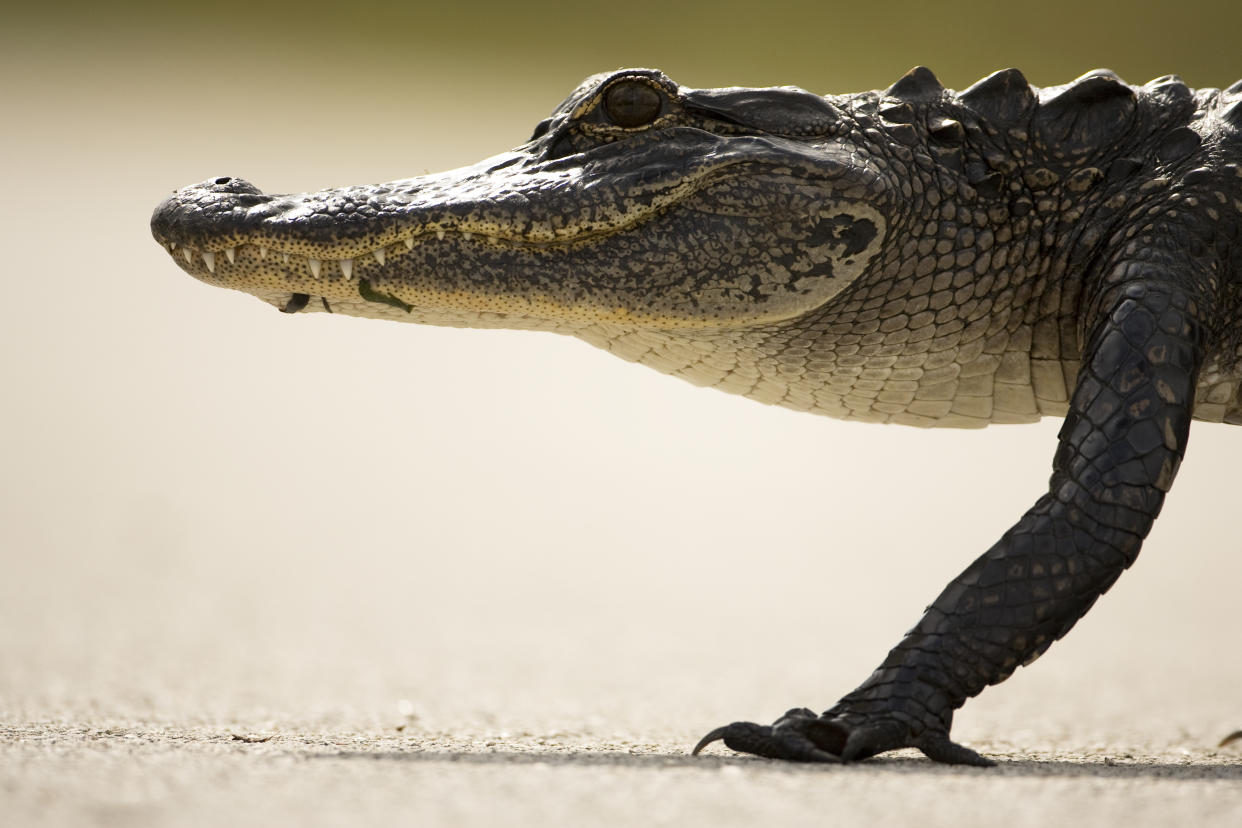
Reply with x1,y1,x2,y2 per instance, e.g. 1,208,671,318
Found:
680,86,840,137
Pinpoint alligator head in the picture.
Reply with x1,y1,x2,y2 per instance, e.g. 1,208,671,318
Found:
150,69,889,334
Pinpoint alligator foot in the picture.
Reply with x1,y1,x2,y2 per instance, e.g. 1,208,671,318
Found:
692,707,994,766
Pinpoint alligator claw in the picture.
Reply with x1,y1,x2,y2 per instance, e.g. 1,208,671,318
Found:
690,725,731,756
913,735,995,767
692,707,994,766
692,720,843,762
1219,730,1242,748
692,708,845,763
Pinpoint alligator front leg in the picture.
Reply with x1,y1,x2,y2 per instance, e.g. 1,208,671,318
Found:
696,269,1209,765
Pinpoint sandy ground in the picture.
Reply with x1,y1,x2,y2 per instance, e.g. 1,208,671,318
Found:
5,24,1242,828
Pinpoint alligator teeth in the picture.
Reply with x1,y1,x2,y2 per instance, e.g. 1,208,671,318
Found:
373,248,386,265
169,241,177,250
182,248,193,264
308,258,321,278
435,230,446,241
404,237,414,250
202,251,216,273
340,258,353,279
259,246,268,259
282,252,290,264
462,231,473,240
224,247,236,264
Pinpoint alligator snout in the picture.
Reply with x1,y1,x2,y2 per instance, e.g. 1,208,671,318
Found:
150,177,267,247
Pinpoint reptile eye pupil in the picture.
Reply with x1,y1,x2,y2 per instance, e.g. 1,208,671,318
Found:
604,81,662,128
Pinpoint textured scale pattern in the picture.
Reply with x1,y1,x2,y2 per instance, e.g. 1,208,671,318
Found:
152,65,1242,764
566,72,1236,431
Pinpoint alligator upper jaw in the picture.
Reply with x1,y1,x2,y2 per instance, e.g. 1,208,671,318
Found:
152,127,889,329
150,128,874,264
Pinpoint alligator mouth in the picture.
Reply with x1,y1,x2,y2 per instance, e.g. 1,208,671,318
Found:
157,223,469,282
152,181,727,321
155,207,670,283
153,128,886,328
150,155,767,282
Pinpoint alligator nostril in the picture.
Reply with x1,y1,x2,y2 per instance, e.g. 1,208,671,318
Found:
197,176,264,196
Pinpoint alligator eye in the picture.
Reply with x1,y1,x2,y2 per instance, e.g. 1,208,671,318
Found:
604,80,663,128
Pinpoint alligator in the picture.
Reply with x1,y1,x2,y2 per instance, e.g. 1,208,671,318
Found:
151,66,1242,766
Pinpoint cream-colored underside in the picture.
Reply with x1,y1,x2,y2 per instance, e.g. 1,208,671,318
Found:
264,288,1242,427
289,290,1075,427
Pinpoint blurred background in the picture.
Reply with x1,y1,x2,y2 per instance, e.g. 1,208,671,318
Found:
3,0,1241,748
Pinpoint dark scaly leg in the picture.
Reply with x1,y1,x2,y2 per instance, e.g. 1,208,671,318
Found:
695,265,1211,765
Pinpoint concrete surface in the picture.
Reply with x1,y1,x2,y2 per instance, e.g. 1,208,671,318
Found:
4,723,1242,828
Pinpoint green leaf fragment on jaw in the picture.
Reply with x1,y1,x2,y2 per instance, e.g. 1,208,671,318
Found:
358,278,414,313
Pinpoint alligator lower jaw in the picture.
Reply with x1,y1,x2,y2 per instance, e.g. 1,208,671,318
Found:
160,236,745,330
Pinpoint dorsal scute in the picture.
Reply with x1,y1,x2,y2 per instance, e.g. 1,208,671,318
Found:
1147,74,1186,88
681,85,842,137
929,117,966,144
1143,74,1195,113
878,101,915,124
958,68,1036,125
1218,79,1242,132
1033,70,1137,151
1221,99,1242,130
865,68,1226,186
1155,126,1203,165
886,66,946,102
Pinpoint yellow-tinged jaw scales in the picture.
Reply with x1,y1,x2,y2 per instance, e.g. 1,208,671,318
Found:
151,69,890,333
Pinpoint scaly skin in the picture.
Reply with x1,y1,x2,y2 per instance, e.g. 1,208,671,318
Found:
152,66,1242,764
